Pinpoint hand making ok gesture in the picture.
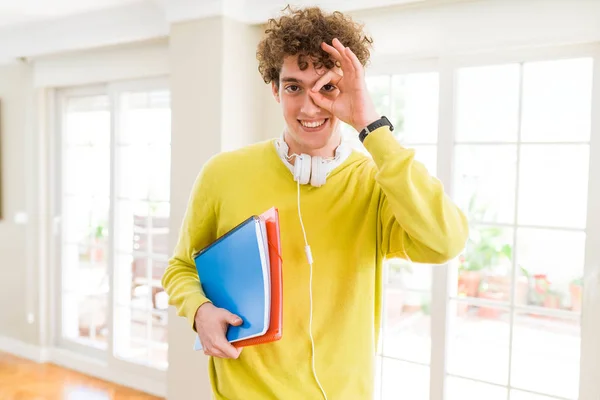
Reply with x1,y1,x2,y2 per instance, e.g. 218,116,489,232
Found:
309,38,380,134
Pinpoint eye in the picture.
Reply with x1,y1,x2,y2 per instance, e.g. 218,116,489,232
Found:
285,85,300,93
321,84,337,92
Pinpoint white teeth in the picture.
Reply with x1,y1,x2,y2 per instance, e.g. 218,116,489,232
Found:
301,119,326,128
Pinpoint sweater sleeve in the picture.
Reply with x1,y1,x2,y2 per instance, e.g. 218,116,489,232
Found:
161,161,218,331
363,126,469,264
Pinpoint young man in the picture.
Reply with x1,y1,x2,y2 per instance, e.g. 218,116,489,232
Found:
161,6,469,400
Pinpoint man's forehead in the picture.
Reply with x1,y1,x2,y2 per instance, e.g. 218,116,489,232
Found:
280,55,334,82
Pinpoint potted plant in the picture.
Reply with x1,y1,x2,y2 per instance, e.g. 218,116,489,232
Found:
90,221,107,262
458,194,513,298
458,225,512,298
570,276,583,312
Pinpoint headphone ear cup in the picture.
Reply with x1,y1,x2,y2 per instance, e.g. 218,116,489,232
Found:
294,154,312,185
310,156,326,187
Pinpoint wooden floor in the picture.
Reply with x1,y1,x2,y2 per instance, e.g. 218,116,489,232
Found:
0,352,163,399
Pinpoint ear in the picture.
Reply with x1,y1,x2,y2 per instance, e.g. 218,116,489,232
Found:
271,81,280,103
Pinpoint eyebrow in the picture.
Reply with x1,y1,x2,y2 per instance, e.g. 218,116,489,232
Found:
280,77,303,84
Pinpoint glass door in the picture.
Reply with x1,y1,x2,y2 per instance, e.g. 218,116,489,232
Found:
58,91,111,352
447,56,594,400
54,78,171,379
362,46,600,400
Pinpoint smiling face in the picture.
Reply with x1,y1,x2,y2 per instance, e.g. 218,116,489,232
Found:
272,55,342,158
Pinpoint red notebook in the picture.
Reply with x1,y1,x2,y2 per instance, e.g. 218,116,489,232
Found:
233,207,283,348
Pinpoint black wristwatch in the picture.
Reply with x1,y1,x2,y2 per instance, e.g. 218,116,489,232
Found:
358,116,394,143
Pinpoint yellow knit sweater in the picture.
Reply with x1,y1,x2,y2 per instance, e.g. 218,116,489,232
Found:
161,127,469,399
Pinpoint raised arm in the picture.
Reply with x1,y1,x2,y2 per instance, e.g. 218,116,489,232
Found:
365,126,469,263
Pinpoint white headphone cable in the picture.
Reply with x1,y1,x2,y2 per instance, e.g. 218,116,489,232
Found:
296,179,328,400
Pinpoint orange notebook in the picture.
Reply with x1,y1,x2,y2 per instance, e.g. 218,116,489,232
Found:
233,207,283,348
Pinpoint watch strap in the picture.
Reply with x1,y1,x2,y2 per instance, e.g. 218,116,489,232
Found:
359,116,394,143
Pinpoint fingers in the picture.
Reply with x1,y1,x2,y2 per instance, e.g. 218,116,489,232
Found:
225,312,243,326
320,41,343,63
215,339,242,359
331,38,356,74
203,346,228,358
201,336,242,359
345,47,364,75
321,39,355,75
311,70,341,93
198,308,244,359
308,90,335,113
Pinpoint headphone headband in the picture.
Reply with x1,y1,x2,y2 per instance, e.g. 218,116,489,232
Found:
274,137,351,187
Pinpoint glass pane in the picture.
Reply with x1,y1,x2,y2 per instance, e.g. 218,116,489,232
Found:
115,253,152,310
117,146,151,201
119,90,171,146
382,289,430,364
446,376,507,400
114,306,149,363
117,145,171,202
516,228,586,311
391,72,439,144
457,226,513,301
412,145,437,178
152,221,170,258
151,312,168,343
114,200,149,253
63,196,109,246
150,312,168,369
366,75,391,117
386,259,431,291
340,122,367,154
62,293,108,347
521,58,593,143
374,356,382,400
381,358,429,400
152,258,168,283
510,390,566,400
518,145,589,229
62,244,109,294
511,313,580,399
63,146,110,197
447,302,510,385
456,64,520,142
454,145,517,224
65,95,110,146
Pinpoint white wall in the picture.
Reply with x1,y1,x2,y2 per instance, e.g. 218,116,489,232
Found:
221,18,275,151
33,39,169,88
0,62,38,345
356,0,600,62
166,15,275,400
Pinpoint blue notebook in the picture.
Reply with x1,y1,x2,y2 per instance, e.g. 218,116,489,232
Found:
193,215,271,350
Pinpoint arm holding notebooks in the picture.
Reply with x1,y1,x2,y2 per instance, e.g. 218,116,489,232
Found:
161,160,243,359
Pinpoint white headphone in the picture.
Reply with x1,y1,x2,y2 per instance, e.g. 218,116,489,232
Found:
275,137,352,187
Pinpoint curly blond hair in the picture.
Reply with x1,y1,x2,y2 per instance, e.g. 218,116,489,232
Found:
256,6,373,86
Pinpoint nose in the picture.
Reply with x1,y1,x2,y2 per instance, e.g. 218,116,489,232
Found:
300,92,321,117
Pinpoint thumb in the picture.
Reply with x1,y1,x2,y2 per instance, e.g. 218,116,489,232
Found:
223,311,243,326
308,90,334,113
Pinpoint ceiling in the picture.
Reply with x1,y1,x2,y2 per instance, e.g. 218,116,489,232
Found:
0,0,148,28
0,0,435,63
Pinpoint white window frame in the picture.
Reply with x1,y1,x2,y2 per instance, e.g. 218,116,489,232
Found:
48,76,170,396
367,42,600,400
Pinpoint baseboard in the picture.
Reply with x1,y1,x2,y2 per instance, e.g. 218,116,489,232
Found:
0,335,48,363
0,336,166,398
49,347,166,398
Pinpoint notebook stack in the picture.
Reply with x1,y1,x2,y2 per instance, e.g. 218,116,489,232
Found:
193,207,283,350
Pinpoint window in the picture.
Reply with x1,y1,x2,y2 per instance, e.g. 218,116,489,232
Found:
448,57,592,400
56,79,171,373
360,49,599,400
